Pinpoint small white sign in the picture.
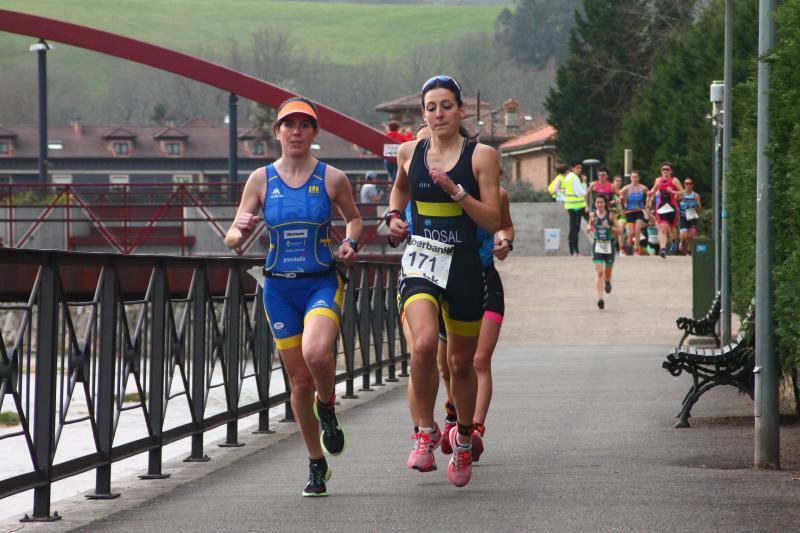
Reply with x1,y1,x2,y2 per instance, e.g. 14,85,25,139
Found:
383,144,399,158
544,228,560,251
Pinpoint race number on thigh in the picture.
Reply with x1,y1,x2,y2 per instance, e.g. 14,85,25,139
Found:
594,240,612,254
400,235,454,289
685,208,699,220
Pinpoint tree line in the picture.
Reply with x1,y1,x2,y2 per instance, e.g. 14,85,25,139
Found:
546,0,800,366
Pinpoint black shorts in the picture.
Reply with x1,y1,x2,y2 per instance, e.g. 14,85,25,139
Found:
484,264,505,317
399,249,486,337
625,211,645,223
679,217,699,232
657,211,676,224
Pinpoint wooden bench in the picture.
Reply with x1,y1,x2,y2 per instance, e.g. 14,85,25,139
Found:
663,302,754,428
675,291,721,347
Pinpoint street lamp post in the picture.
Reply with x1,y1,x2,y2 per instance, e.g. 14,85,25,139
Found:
721,0,734,344
710,81,724,298
30,40,53,186
754,0,779,470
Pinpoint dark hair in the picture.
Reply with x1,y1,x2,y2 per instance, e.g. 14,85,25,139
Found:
660,161,672,170
594,194,608,206
420,75,475,140
273,97,319,134
556,163,570,174
387,120,400,131
597,166,609,174
630,169,641,178
571,161,582,168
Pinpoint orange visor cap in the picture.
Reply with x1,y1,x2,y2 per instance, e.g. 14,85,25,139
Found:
276,101,318,123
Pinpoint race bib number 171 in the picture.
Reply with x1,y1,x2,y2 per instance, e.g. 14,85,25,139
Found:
400,236,454,289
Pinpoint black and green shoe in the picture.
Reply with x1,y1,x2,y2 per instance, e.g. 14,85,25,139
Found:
313,395,347,456
302,460,332,497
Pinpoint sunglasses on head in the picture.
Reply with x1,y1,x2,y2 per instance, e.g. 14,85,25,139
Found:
421,75,462,94
662,167,672,171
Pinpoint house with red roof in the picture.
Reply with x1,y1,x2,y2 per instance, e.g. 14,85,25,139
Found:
498,125,558,190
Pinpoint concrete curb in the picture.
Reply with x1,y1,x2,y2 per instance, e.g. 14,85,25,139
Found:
0,378,407,532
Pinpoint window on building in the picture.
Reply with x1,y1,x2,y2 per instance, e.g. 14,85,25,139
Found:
251,141,265,156
172,174,193,183
113,142,130,156
0,176,11,184
52,174,73,185
0,142,10,156
109,174,129,192
164,142,182,156
48,140,64,150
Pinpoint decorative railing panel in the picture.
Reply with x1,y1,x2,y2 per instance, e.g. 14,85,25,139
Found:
0,249,406,521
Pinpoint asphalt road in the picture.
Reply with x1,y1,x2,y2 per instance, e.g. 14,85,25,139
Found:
78,344,800,533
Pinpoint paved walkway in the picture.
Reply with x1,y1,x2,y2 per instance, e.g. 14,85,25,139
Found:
81,345,800,532
6,256,800,532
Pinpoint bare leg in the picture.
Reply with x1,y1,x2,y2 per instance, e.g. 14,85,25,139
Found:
594,262,604,299
277,345,324,459
473,317,502,425
406,299,440,429
447,333,479,446
301,315,339,403
658,221,669,250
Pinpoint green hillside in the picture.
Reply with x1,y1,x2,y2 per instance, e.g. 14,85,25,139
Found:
0,0,505,66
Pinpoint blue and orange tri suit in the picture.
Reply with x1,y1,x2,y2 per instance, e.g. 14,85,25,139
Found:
261,161,344,350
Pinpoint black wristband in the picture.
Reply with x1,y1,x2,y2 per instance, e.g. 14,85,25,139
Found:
503,238,514,252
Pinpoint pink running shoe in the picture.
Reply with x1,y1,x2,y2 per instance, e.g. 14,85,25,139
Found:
447,426,472,487
440,419,457,455
471,430,484,462
407,424,442,472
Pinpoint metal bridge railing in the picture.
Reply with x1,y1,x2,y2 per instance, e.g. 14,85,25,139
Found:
0,248,407,521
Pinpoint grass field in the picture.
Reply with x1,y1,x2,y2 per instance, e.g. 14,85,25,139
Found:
0,0,504,66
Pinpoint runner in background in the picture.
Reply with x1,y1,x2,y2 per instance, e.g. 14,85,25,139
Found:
678,177,702,255
612,175,626,254
647,162,683,258
620,170,648,255
588,195,618,310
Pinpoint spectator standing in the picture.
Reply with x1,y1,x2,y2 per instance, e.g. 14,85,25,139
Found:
562,161,587,256
548,163,569,203
384,121,412,181
359,170,384,221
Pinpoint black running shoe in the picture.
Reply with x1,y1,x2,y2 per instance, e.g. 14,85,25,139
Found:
302,460,332,497
597,299,605,310
604,280,612,294
314,396,347,456
659,249,667,259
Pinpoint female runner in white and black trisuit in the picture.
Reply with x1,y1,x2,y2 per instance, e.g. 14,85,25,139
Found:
225,97,362,497
387,75,501,488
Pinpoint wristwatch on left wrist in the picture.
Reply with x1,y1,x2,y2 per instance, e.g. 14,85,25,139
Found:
503,238,514,252
342,237,358,252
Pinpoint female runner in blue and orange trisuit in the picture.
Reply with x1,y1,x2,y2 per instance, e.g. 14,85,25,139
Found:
225,97,362,497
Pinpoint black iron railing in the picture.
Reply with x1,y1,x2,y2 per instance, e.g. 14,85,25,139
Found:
0,249,407,521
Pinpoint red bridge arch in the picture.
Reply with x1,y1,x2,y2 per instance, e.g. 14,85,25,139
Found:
0,9,396,157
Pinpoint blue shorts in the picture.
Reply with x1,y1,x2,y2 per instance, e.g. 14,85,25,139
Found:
262,271,344,350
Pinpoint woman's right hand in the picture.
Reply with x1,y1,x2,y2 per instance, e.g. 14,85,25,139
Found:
235,213,260,236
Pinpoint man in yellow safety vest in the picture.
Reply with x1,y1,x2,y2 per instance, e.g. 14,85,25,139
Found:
563,162,587,256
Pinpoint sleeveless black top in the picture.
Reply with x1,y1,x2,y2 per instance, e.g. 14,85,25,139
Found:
407,138,480,249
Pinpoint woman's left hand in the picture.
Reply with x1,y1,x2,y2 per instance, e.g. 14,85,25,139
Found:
338,242,357,266
493,239,510,261
429,169,458,196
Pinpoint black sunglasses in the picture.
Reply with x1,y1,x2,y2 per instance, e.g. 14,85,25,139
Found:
421,75,462,95
661,167,672,171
